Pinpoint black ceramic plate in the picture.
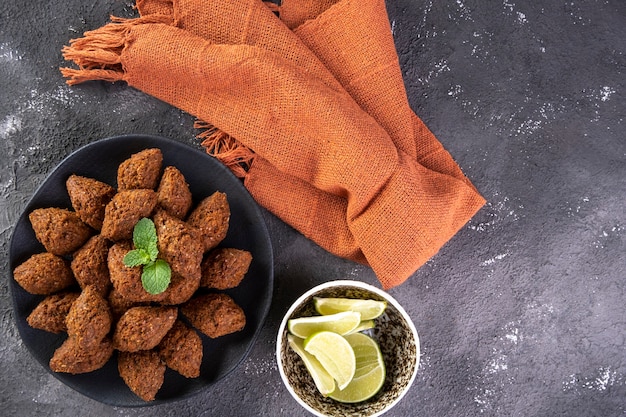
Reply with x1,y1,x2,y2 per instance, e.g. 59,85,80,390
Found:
9,134,273,407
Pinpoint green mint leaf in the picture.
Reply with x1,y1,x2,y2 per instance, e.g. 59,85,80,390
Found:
146,239,159,262
133,218,158,254
123,249,151,267
141,259,171,295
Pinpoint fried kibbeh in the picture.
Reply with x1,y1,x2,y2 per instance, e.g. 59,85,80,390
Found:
200,248,252,290
66,174,116,230
158,271,200,306
157,166,192,219
108,241,166,303
113,306,177,352
26,291,80,334
158,320,202,378
187,191,230,252
118,350,166,402
101,189,157,241
16,146,258,402
66,285,112,349
117,148,163,190
29,207,92,255
50,336,114,374
13,252,76,295
107,287,147,321
153,210,203,281
71,234,111,296
181,293,245,338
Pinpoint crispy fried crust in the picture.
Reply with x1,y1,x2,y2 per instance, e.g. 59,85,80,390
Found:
107,287,147,321
101,189,157,241
200,248,252,289
117,148,163,190
113,306,177,352
118,350,166,402
26,292,80,333
49,336,113,374
29,208,92,255
158,271,200,306
107,241,166,303
13,252,76,295
71,234,111,296
158,320,202,378
157,166,192,219
186,192,230,252
153,210,203,281
181,293,245,338
66,174,116,230
66,285,112,349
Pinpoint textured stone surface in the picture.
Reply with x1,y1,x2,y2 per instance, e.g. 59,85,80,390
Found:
1,0,625,416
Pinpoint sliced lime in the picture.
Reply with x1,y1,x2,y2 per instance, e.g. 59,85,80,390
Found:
287,334,336,396
314,297,387,320
328,332,386,403
347,319,376,334
287,311,361,339
304,331,356,390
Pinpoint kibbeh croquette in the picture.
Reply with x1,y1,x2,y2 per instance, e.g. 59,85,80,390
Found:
187,191,230,252
118,350,166,402
200,248,252,290
15,147,254,401
113,306,177,352
181,293,246,338
108,241,167,303
65,285,112,349
29,207,92,255
26,292,80,333
66,174,116,230
158,271,200,306
107,287,148,321
13,252,76,295
117,148,163,190
153,210,203,281
71,234,111,296
100,189,158,241
158,320,202,378
157,166,192,219
49,336,114,374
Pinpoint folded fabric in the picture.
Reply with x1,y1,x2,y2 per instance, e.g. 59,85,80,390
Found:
61,0,485,289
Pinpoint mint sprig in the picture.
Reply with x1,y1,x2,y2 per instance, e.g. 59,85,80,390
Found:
123,218,171,295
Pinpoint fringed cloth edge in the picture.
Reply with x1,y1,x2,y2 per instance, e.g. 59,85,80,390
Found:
60,14,255,179
61,15,173,84
195,121,255,179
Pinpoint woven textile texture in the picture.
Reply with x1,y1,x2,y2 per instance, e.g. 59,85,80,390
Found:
61,0,485,289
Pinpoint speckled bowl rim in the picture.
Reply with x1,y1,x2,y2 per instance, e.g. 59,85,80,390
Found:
276,280,420,417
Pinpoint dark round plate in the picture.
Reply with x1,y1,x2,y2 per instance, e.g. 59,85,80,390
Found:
9,134,274,407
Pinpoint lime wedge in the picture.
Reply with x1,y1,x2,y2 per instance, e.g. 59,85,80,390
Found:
347,319,375,334
304,331,356,390
328,332,386,403
287,334,336,396
314,297,387,320
287,311,361,339
345,333,383,378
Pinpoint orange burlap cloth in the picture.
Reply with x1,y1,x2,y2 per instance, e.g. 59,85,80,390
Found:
61,0,485,289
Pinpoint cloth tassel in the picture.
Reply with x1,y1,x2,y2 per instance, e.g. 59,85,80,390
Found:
60,15,172,85
60,68,124,85
195,121,255,179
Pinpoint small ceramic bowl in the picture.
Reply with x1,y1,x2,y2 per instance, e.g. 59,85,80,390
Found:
276,280,420,417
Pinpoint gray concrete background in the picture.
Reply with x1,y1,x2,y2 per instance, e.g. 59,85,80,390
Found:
1,0,624,416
